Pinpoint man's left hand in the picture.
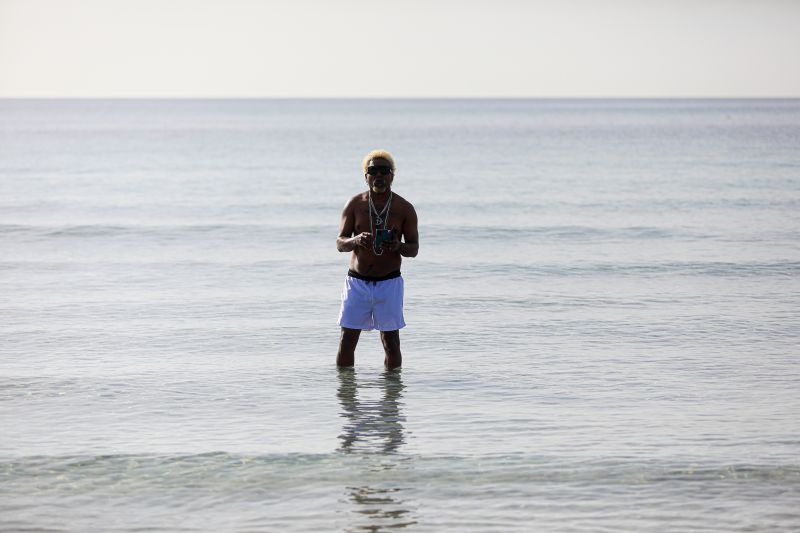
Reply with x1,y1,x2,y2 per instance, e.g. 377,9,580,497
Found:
381,234,401,253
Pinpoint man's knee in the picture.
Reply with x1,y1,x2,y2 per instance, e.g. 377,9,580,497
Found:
380,330,400,350
340,327,361,347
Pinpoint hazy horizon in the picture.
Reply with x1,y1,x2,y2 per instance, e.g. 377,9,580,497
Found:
3,96,800,101
2,0,799,99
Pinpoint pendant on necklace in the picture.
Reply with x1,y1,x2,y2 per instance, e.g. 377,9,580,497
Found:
374,217,382,225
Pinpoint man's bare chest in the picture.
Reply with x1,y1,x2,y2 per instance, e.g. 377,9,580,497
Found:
353,205,403,234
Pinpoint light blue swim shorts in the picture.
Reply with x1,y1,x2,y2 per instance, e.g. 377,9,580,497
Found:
338,270,405,331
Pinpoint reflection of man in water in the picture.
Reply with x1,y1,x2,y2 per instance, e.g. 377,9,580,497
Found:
335,150,419,369
337,368,416,530
337,368,405,454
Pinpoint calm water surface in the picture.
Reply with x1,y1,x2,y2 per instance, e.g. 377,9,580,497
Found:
1,99,799,531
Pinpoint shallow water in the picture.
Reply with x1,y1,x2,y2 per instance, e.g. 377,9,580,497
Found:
1,99,799,531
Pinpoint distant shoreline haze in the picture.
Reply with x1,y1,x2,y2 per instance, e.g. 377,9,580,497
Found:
1,2,798,98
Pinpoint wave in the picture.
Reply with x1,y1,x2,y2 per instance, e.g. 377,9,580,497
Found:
0,223,331,238
2,452,798,491
425,260,800,278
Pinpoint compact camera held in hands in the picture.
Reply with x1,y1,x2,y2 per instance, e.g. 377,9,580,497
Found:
375,228,395,248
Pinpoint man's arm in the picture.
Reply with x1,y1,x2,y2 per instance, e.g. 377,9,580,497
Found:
399,205,419,258
336,198,371,252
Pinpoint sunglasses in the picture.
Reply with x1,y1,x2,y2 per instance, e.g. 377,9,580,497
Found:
367,165,393,176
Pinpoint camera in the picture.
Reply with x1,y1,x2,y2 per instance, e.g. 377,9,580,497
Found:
375,228,395,247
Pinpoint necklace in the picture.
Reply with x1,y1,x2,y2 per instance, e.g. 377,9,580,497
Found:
369,191,392,226
368,190,392,256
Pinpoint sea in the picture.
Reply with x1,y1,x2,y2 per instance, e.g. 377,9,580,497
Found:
1,99,799,532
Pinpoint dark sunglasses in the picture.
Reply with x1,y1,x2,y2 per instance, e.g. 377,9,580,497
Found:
367,165,393,176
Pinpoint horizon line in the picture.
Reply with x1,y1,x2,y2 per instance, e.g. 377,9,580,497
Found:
2,96,799,101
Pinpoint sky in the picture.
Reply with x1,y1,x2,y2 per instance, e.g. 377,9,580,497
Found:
1,0,799,98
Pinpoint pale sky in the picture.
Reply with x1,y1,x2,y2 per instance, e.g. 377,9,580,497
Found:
1,0,798,97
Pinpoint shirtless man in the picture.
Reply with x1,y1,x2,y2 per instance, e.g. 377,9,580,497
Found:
336,150,419,369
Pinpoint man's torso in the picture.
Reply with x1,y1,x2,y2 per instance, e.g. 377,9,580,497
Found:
349,192,412,277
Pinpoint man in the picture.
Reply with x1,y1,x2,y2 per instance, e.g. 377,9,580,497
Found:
336,149,419,369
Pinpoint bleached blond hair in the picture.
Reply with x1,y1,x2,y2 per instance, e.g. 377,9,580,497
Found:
361,149,396,173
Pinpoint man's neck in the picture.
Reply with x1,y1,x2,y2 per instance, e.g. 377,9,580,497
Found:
369,189,391,203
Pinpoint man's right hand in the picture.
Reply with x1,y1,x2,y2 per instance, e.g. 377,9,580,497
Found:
353,232,373,249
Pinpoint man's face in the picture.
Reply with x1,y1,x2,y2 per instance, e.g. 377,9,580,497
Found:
365,158,394,194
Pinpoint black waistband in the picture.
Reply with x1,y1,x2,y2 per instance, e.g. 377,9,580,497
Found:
347,269,401,282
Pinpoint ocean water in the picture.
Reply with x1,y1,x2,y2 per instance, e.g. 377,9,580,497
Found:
1,99,799,531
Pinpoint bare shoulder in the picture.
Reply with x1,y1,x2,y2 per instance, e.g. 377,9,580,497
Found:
391,192,416,214
343,192,368,211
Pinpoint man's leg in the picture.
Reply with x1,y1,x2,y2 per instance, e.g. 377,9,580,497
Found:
337,327,361,367
380,330,402,369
